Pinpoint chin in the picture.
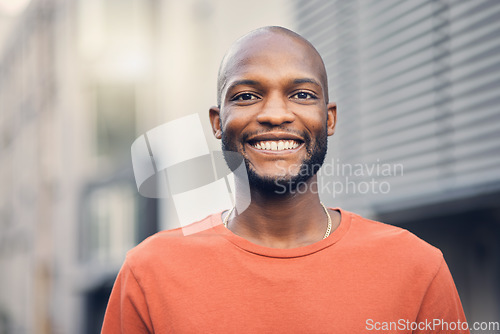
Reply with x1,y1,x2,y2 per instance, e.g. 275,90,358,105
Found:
247,168,313,195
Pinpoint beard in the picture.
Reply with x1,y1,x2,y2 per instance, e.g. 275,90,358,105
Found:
221,127,328,195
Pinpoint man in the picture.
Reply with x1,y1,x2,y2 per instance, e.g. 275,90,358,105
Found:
102,26,469,333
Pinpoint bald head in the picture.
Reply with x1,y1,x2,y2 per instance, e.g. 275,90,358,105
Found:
216,26,329,107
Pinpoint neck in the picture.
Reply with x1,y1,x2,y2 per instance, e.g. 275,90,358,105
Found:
228,175,337,248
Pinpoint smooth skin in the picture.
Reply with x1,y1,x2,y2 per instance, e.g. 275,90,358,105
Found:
209,27,340,249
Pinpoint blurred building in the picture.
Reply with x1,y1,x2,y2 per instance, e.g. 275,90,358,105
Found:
0,0,498,333
0,0,159,332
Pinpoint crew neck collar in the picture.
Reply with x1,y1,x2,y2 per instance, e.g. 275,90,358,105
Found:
211,207,351,258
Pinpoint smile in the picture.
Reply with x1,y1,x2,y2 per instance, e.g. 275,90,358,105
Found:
250,140,301,151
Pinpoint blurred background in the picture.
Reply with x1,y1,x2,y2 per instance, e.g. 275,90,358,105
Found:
0,0,499,333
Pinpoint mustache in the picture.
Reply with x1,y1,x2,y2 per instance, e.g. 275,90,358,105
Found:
241,128,311,144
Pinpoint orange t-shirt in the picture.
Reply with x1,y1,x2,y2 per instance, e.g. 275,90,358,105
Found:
101,209,469,333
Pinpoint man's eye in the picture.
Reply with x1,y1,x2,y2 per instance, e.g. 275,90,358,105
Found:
292,92,317,100
232,93,258,101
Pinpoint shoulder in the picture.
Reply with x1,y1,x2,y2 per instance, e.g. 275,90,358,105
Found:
341,209,444,275
345,210,441,255
124,212,224,270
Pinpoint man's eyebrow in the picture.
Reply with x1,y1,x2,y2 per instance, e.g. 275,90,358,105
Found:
226,79,260,91
293,78,322,87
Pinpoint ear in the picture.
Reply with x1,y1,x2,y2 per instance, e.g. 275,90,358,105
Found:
326,102,337,136
209,106,222,139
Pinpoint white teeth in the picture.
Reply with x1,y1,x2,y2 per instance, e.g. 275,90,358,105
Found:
252,140,301,151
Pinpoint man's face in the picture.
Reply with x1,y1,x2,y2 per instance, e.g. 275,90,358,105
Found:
211,32,336,193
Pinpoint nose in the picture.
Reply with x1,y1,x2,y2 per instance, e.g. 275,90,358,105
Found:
256,93,295,126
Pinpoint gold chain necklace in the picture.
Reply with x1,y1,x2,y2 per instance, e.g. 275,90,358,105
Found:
223,202,332,239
